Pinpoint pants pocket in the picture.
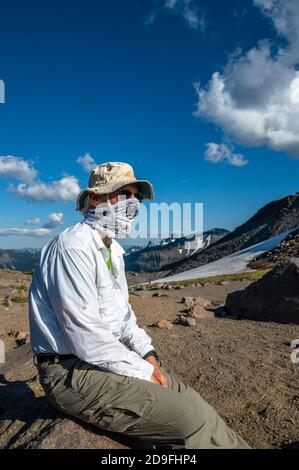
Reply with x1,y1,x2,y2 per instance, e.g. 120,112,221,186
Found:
85,378,158,433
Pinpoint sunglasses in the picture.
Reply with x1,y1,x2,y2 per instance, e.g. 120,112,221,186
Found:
115,189,144,201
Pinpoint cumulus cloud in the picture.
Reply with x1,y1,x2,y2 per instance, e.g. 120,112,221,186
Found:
0,228,51,237
0,155,82,204
194,0,299,158
42,212,64,229
0,156,37,183
145,0,205,31
205,143,248,167
8,175,80,202
24,218,41,226
76,153,96,173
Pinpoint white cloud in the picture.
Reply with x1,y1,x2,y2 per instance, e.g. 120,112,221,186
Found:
0,156,37,183
8,175,80,202
76,153,96,172
205,143,248,167
24,218,41,226
194,0,299,158
145,0,205,31
0,155,82,204
43,212,64,229
0,228,51,236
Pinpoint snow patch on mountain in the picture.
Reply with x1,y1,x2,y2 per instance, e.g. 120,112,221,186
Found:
153,230,291,283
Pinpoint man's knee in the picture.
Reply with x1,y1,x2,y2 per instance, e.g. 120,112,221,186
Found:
176,402,208,439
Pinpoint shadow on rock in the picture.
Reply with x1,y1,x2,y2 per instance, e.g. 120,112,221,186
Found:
0,373,152,449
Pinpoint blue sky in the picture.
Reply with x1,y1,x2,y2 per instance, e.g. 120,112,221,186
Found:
0,0,298,249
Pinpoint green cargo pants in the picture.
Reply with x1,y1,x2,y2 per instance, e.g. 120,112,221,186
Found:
36,355,250,449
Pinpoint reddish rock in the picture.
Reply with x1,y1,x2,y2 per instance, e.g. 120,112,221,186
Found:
188,305,215,319
182,297,195,309
154,320,173,329
194,297,211,308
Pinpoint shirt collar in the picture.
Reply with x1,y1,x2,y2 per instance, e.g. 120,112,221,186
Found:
88,224,125,256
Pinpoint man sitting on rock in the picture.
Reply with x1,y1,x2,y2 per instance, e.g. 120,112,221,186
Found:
28,161,250,449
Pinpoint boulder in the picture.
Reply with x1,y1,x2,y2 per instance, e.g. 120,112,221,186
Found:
182,297,195,309
188,305,215,319
194,297,211,308
177,316,196,327
153,320,173,330
226,258,299,324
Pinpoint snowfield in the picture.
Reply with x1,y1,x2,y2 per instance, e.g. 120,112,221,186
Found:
153,230,291,283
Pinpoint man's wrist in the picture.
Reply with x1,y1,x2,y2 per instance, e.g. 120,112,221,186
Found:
143,350,161,364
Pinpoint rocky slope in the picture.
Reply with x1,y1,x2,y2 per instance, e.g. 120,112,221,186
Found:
248,228,299,269
168,192,299,276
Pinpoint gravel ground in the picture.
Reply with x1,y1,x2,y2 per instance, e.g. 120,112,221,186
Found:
0,273,298,449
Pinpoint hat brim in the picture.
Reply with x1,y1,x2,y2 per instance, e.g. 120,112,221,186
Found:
76,179,154,212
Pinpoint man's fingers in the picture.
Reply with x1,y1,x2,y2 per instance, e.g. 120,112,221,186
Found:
154,370,168,388
150,373,160,385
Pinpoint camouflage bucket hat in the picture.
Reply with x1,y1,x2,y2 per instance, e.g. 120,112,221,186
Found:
76,161,154,211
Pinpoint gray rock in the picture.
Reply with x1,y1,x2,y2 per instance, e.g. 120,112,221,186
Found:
226,258,299,324
178,316,196,327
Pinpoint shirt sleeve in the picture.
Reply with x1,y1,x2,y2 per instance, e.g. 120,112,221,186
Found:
48,247,154,382
115,249,156,359
120,302,157,358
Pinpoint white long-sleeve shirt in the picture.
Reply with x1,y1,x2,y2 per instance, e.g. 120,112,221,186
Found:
28,221,155,381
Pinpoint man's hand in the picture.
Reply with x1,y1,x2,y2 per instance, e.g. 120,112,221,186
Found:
145,355,168,388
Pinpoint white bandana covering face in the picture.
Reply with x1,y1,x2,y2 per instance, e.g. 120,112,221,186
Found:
83,196,141,239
